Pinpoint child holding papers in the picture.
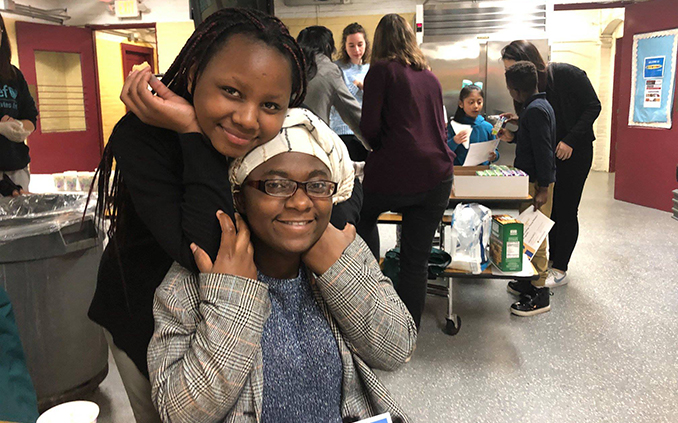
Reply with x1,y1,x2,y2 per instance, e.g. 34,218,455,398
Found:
446,83,499,166
498,61,556,316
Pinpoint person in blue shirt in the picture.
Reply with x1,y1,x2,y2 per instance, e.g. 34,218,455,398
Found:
446,83,498,166
329,22,371,161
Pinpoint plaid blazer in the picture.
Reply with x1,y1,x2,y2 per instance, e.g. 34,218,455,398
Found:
148,236,417,423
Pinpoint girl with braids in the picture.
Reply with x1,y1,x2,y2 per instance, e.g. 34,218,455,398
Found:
88,9,307,422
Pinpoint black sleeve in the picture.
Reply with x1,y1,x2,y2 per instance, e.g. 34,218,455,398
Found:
526,108,556,187
179,132,233,263
559,65,601,149
111,117,232,272
14,67,38,125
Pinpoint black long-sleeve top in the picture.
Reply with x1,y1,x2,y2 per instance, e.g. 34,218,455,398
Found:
88,114,232,376
0,66,38,171
514,93,557,187
545,63,601,149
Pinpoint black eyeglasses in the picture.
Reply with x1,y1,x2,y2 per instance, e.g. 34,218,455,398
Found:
243,179,337,198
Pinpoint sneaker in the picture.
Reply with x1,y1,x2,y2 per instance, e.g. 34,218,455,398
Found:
510,287,551,316
544,269,568,288
507,279,534,296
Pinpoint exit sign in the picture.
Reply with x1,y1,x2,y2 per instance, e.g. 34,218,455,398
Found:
115,0,139,18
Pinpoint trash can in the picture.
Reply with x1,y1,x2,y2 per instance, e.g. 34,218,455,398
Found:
0,193,108,411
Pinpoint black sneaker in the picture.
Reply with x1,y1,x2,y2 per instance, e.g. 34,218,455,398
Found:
506,279,534,296
510,287,551,316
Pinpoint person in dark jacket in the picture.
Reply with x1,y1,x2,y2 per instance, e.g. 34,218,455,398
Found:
356,14,455,330
500,61,556,316
501,40,601,289
296,26,365,230
0,13,37,195
89,9,308,422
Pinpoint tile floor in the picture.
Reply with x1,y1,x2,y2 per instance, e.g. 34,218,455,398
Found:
71,171,678,422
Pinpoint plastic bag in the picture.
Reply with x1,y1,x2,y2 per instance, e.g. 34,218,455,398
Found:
449,203,491,274
0,193,96,242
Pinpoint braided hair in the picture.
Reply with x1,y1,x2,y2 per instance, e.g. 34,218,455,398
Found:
90,8,307,240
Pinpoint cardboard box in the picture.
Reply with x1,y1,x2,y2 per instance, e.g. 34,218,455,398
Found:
490,215,523,271
453,166,529,198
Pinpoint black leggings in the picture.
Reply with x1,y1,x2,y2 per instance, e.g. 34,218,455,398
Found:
357,177,453,328
549,142,593,272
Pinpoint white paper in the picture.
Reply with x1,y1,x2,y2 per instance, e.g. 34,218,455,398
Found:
491,253,535,277
462,139,499,166
450,120,472,149
518,206,555,261
356,413,392,423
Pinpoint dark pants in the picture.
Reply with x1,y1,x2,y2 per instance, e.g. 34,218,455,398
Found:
331,177,363,230
357,177,453,328
549,142,593,272
339,134,369,162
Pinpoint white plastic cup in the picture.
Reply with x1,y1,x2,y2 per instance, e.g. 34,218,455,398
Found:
77,171,95,192
52,173,66,192
37,400,100,423
63,171,79,191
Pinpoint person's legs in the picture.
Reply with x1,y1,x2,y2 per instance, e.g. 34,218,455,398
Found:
103,329,162,423
525,183,553,287
356,190,388,260
511,182,553,316
549,142,593,273
397,179,452,328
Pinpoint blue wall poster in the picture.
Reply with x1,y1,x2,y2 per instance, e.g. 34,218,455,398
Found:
629,29,678,129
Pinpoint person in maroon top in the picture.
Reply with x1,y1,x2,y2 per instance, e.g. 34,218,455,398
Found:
357,14,455,329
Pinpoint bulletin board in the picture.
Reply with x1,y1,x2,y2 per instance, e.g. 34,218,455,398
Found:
628,28,678,129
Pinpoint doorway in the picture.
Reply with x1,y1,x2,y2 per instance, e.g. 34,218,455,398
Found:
90,24,158,145
16,22,103,173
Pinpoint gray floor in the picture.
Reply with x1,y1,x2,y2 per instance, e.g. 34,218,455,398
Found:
88,171,678,423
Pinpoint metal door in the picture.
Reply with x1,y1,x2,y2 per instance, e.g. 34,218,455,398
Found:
16,22,102,173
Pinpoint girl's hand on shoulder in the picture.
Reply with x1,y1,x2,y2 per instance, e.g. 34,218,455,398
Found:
302,223,356,275
453,131,469,145
121,68,201,134
191,211,257,279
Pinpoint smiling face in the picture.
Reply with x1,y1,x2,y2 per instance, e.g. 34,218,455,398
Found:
192,33,293,158
345,32,366,65
236,152,333,259
459,89,483,119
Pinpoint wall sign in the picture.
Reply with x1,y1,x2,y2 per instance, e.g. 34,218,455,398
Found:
628,29,678,129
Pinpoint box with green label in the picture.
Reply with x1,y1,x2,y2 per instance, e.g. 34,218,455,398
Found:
490,215,523,271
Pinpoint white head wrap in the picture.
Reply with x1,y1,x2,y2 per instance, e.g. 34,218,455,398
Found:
230,108,355,204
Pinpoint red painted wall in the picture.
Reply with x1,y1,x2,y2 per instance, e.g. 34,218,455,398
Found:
614,0,678,212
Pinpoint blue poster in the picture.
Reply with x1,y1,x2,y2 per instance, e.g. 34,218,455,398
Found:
630,31,677,127
643,56,664,78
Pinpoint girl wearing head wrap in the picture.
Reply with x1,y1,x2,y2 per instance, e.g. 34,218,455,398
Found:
148,108,416,423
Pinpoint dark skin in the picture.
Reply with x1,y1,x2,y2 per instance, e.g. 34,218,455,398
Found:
191,153,355,279
502,84,549,210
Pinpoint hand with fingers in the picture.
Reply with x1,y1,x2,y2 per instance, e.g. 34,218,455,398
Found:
555,141,573,160
120,67,201,134
499,112,519,126
302,223,356,275
497,128,515,142
453,131,469,145
191,211,257,279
